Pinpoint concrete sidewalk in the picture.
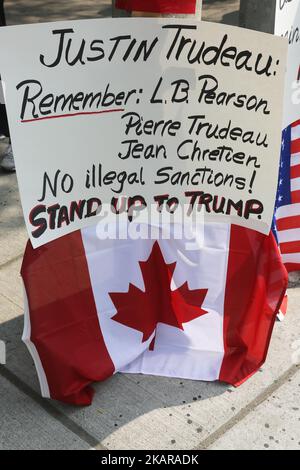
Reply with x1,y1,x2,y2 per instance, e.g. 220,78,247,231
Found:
1,0,300,450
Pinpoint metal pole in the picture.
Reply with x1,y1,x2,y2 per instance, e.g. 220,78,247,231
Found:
239,0,277,34
112,0,202,18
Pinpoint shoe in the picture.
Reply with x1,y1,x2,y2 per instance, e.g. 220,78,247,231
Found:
0,144,15,172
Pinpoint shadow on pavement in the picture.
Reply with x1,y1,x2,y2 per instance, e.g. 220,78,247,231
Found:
0,312,228,448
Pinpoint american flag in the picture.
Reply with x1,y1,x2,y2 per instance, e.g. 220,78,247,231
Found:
274,120,300,272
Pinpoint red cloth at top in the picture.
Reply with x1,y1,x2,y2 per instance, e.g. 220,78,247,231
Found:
115,0,197,14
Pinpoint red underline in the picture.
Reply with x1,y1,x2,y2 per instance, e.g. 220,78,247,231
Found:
21,108,125,123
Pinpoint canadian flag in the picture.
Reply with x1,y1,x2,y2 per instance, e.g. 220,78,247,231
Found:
21,223,287,405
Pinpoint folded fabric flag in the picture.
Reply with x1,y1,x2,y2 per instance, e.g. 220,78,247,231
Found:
274,120,300,272
21,222,287,405
115,0,197,14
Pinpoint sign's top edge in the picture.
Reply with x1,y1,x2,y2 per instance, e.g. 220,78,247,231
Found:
0,17,288,44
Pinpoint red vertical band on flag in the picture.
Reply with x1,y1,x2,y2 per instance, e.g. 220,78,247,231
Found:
21,231,115,405
115,0,197,14
219,226,287,386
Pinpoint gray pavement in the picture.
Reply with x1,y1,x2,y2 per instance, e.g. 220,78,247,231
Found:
0,0,300,451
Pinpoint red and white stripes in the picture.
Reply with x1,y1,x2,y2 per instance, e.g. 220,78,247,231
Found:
277,120,300,272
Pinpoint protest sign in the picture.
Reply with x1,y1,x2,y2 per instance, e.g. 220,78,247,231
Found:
0,19,287,248
275,0,300,128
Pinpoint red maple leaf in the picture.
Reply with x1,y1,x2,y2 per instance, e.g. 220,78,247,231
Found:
110,242,208,348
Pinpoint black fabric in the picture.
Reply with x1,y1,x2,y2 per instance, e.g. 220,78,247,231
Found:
0,104,9,136
0,0,9,137
0,0,5,27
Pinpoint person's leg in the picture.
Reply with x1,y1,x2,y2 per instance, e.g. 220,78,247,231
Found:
0,84,14,170
0,0,9,138
0,98,10,139
0,0,6,27
0,0,8,136
0,0,14,171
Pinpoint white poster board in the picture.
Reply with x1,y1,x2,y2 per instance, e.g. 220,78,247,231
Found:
275,0,300,128
0,19,287,247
